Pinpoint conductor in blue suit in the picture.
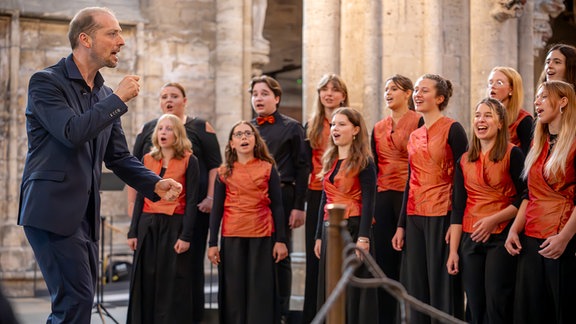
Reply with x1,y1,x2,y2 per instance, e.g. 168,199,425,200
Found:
17,7,183,323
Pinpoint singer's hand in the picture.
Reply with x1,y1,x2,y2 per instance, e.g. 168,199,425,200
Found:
114,75,140,102
155,179,182,201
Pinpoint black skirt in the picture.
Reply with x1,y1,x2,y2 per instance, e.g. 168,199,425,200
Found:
127,212,195,324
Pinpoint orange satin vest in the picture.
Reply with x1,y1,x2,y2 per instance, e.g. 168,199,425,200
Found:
373,110,421,192
460,144,516,234
322,159,362,221
309,118,331,190
509,109,531,148
524,139,576,239
219,159,275,238
142,152,191,215
407,117,455,216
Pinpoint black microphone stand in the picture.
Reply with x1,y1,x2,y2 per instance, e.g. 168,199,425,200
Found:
93,215,119,324
92,173,125,323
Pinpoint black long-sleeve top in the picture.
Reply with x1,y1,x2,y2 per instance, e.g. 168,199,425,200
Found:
208,166,287,247
315,159,377,240
252,110,309,210
398,122,469,227
451,146,527,225
515,116,534,156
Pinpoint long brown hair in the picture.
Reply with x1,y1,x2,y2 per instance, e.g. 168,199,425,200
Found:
385,74,415,110
307,74,349,149
539,44,576,90
149,114,193,160
523,81,576,179
221,121,275,178
319,107,372,179
467,98,509,162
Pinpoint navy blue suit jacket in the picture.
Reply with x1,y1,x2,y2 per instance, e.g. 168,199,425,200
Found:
18,54,161,240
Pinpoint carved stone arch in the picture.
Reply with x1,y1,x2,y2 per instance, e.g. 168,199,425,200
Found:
533,0,567,56
491,0,525,22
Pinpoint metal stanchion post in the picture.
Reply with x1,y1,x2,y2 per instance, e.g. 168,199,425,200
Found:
326,203,346,324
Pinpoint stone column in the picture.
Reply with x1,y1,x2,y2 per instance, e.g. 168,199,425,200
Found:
381,1,426,120
423,0,443,74
341,0,367,114
364,0,382,129
519,0,535,113
215,0,252,148
470,0,521,117
341,0,381,128
302,0,340,121
443,0,470,127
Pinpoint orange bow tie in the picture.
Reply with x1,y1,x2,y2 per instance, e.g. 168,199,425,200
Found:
256,115,275,125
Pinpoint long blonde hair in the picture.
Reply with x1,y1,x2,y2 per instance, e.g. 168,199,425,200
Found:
523,81,576,179
319,107,372,179
307,74,349,149
149,114,192,160
489,66,524,125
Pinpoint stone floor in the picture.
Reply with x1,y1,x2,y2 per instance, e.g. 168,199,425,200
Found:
8,279,303,324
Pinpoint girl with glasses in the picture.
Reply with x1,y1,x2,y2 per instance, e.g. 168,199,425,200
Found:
208,121,288,324
487,67,533,155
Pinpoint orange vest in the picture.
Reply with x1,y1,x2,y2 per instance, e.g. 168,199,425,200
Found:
309,118,331,190
509,109,531,148
142,152,191,215
525,140,576,239
407,117,455,216
322,160,362,221
373,110,421,192
219,159,275,238
460,144,516,234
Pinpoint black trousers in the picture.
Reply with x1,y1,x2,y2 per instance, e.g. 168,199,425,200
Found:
514,234,576,324
302,189,321,324
400,215,464,324
276,184,294,318
459,230,515,324
373,190,403,324
24,218,98,324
